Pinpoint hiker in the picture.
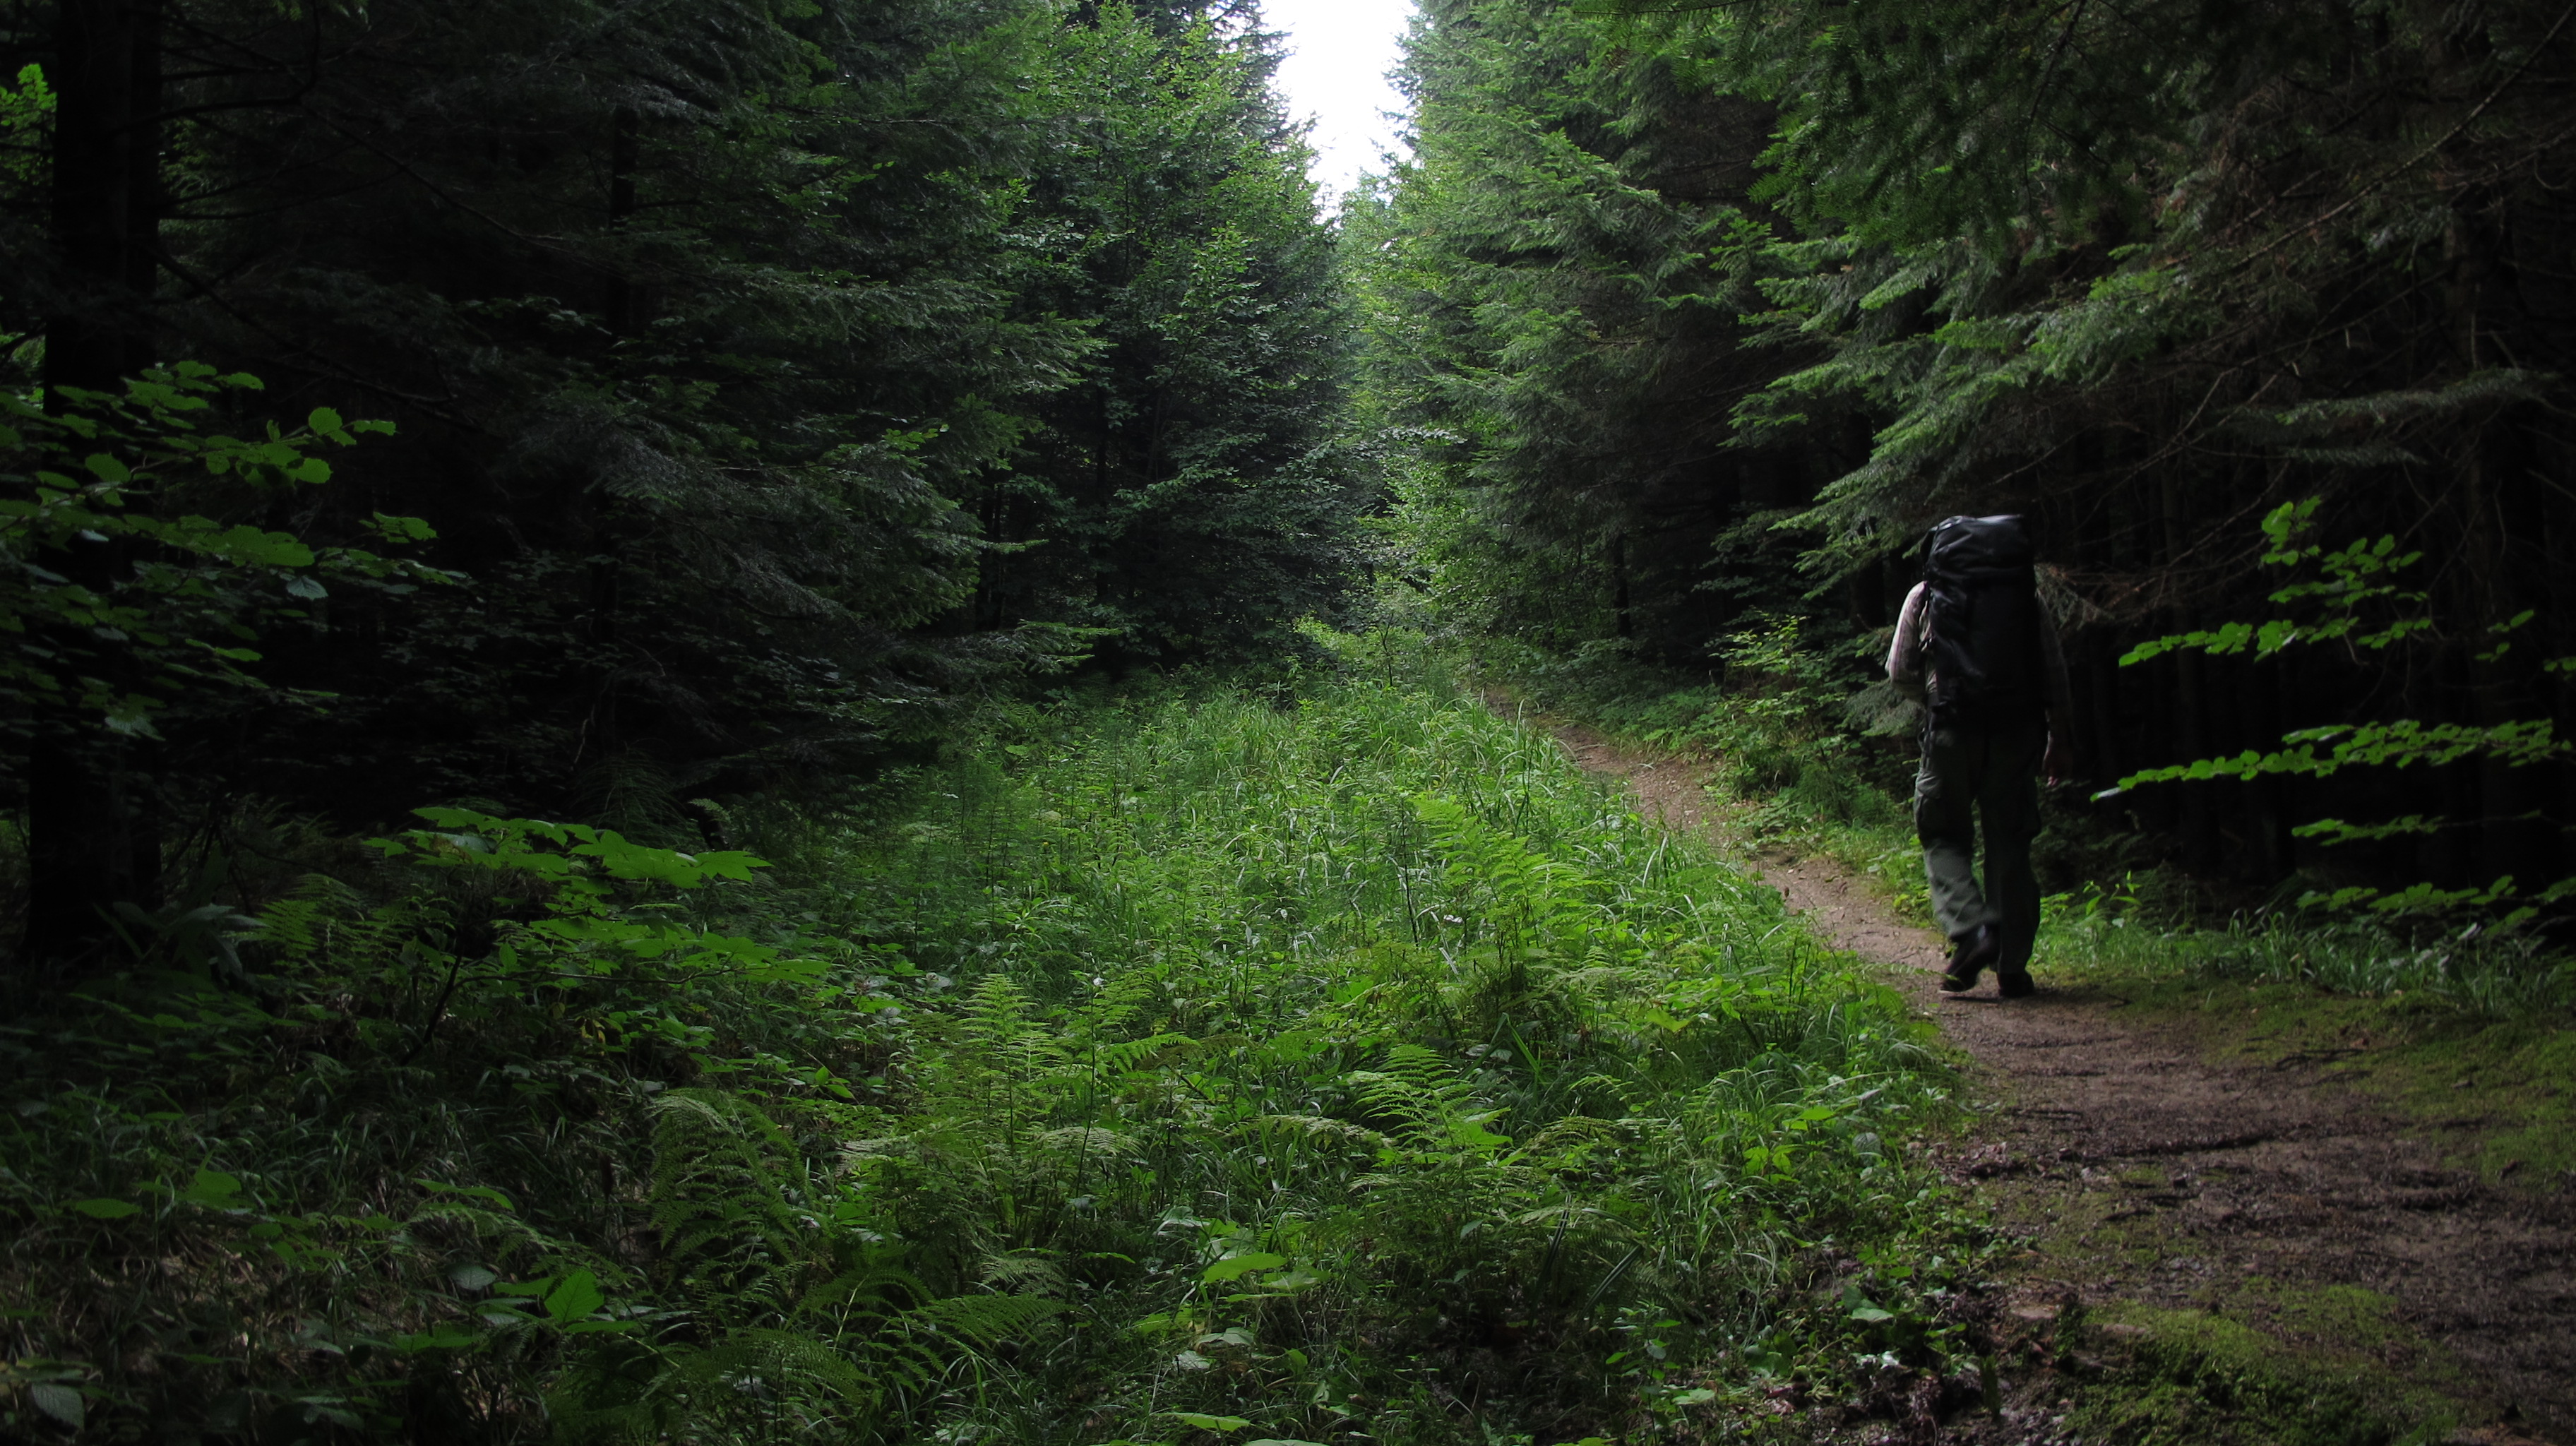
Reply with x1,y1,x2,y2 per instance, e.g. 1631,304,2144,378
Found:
1885,515,2074,998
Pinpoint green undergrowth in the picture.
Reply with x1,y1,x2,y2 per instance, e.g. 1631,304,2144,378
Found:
1465,630,1927,924
1477,632,2576,1023
2038,885,2576,1018
2,634,1994,1444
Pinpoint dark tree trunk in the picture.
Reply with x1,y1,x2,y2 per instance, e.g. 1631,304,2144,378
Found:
604,105,639,334
23,0,162,975
1611,532,1632,639
1851,545,1886,628
2157,477,2217,872
47,0,142,388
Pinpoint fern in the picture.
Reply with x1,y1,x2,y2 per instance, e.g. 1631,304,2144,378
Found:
551,1086,1066,1443
1414,794,1621,962
648,1090,810,1306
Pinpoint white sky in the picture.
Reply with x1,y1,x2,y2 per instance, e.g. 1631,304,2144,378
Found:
1264,0,1417,208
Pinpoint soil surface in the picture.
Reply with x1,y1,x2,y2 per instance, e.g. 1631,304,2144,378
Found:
1533,712,2576,1446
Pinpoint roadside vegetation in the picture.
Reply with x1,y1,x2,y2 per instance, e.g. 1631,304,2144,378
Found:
1474,610,2576,1024
4,633,2019,1444
1473,621,2575,1446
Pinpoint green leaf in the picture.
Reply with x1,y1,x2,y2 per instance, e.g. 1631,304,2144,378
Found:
543,1269,605,1324
181,1169,244,1207
390,1325,481,1352
201,525,316,567
1161,1413,1253,1431
28,1382,83,1428
307,407,345,434
1200,1252,1287,1283
82,453,132,484
416,1179,516,1211
68,1197,141,1219
1240,1266,1323,1294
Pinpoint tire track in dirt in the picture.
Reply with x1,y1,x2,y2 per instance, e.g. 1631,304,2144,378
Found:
1532,710,2576,1445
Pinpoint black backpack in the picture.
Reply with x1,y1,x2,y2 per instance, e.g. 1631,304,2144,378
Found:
1920,514,2045,727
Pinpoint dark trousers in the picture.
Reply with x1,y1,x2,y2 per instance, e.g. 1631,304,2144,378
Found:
1914,718,2045,975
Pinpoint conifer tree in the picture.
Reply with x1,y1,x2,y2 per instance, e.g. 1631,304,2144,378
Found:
985,1,1356,667
1352,0,1823,663
0,0,1358,965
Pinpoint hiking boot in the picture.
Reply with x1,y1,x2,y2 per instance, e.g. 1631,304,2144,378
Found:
1996,969,2036,999
1940,924,1999,993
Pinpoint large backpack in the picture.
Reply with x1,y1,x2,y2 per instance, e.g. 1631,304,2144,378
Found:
1920,514,2045,728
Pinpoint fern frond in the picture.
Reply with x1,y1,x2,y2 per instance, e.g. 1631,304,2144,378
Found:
907,1291,1066,1345
1251,1113,1393,1150
1028,1125,1138,1159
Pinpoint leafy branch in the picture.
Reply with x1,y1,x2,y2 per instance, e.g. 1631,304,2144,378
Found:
0,363,455,736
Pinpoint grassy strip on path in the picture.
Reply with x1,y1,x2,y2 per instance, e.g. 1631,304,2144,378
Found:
4,635,1989,1445
814,636,1980,1443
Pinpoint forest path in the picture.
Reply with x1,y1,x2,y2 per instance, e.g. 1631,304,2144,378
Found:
1521,707,2575,1445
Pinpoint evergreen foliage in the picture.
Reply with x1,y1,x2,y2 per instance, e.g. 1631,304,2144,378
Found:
1374,0,2576,915
0,0,1356,962
1349,0,1832,663
995,4,1359,667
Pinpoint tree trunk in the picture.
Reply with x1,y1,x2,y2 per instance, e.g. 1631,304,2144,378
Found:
23,0,159,975
604,104,638,333
2159,476,2217,874
1611,532,1632,639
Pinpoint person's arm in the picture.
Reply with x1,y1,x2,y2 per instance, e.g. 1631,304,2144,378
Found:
1887,582,1929,699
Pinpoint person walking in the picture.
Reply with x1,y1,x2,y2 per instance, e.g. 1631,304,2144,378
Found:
1885,515,2074,998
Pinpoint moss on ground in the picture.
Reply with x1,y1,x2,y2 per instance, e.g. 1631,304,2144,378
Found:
2067,1295,2471,1446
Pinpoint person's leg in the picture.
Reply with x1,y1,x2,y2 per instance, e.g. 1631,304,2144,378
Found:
1978,719,2048,989
1916,724,1998,945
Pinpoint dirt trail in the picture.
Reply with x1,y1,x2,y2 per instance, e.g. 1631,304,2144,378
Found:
1538,716,2576,1446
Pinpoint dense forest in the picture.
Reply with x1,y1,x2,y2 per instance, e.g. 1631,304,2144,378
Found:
2,0,2572,1440
1356,0,2576,909
3,0,1355,972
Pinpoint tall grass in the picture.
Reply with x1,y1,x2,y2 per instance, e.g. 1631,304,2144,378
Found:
2037,881,2576,1016
2,634,1979,1444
